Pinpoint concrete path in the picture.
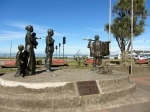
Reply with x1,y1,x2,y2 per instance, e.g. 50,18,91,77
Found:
89,75,150,112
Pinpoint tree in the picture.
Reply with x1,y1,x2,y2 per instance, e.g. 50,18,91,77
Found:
105,0,148,61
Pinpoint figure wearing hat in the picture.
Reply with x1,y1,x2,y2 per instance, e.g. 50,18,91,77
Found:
88,35,110,70
88,35,103,70
25,25,36,75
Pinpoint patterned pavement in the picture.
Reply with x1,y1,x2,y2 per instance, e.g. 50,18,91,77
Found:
130,75,150,86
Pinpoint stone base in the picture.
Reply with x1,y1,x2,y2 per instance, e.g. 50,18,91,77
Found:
0,69,146,112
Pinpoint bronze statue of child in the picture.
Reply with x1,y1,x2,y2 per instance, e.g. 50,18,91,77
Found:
15,45,24,77
31,32,41,49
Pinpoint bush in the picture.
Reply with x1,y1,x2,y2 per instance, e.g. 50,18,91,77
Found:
36,60,42,65
114,57,118,59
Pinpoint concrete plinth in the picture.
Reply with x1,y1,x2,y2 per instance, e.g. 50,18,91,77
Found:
0,69,146,112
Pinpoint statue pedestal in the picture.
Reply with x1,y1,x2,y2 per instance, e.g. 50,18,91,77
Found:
0,69,148,112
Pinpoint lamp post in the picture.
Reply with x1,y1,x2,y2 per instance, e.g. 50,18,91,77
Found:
10,40,12,58
63,37,66,59
55,45,58,58
59,43,61,59
130,0,133,75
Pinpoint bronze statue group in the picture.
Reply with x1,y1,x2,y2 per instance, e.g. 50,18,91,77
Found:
15,25,55,77
15,25,110,77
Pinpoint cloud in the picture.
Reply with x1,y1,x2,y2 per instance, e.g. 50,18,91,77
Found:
133,45,150,50
0,21,67,41
85,27,104,32
0,21,80,41
0,30,25,40
6,21,65,37
0,21,122,55
134,39,150,43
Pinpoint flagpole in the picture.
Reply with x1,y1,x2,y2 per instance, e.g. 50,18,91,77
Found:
130,0,133,75
108,0,111,71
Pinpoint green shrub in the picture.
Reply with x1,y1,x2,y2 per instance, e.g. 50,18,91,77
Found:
36,60,42,65
114,57,118,59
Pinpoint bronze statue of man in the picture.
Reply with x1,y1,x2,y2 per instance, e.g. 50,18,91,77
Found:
25,25,36,75
87,35,110,70
88,35,102,70
45,29,55,72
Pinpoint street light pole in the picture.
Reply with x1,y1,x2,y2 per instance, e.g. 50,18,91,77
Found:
130,0,133,75
10,40,12,58
63,37,66,60
55,45,58,58
59,43,61,59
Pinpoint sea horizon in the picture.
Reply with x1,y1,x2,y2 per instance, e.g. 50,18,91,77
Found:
0,53,90,58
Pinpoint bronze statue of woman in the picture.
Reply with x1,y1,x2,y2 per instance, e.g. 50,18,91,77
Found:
25,25,36,75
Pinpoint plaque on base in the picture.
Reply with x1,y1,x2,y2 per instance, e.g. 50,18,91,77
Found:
77,80,100,96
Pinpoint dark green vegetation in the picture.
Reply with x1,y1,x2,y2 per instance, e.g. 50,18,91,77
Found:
105,0,148,61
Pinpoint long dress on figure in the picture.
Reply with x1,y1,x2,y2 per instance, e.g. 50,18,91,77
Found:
25,32,36,75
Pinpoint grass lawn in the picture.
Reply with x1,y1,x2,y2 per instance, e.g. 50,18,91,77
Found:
0,68,16,73
1,57,149,74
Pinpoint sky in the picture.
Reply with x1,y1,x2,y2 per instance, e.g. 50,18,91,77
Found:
0,0,150,56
